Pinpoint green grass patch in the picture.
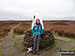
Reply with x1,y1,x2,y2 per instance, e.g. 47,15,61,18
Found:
71,48,75,51
0,46,2,56
13,32,25,35
54,33,75,40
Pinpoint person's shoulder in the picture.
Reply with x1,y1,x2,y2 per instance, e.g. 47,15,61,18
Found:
39,23,42,26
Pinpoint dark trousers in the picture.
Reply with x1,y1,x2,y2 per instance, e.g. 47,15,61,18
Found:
33,35,40,52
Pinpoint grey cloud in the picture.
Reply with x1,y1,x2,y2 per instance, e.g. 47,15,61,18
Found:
0,0,75,20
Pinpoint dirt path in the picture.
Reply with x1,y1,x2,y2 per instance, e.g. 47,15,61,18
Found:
1,23,25,56
1,24,75,56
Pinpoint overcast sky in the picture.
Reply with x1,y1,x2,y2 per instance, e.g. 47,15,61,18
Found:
0,0,75,20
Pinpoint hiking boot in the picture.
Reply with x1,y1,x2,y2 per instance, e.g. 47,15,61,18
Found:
33,51,36,55
36,52,40,55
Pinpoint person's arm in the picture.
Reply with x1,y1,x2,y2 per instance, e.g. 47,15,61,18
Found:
41,29,43,34
40,25,43,34
32,26,35,35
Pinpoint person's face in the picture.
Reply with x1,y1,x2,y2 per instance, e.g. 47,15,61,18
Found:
36,19,40,24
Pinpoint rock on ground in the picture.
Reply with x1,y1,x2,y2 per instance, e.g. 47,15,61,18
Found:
23,29,55,49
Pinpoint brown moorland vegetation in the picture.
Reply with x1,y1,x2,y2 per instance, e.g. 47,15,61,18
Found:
0,21,24,42
14,20,75,38
0,20,75,39
43,20,75,38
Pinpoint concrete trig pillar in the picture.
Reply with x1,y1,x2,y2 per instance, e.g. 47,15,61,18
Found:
31,10,44,29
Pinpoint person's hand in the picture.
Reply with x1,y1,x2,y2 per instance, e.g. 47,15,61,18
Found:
31,35,34,38
33,35,34,36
